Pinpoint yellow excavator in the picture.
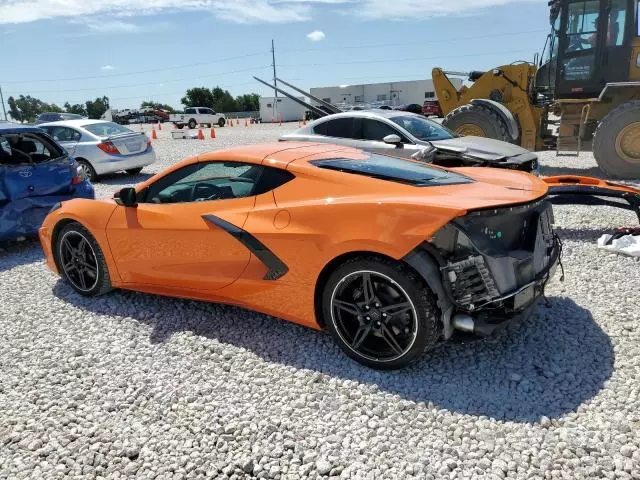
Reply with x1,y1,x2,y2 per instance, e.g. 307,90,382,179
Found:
434,0,640,178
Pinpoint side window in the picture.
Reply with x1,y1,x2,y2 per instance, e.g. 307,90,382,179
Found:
144,162,261,204
361,119,403,141
185,108,195,114
565,1,600,52
608,0,627,46
50,127,81,143
313,118,354,138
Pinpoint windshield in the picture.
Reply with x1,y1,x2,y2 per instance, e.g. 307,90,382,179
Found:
310,153,472,187
83,122,133,137
390,115,454,141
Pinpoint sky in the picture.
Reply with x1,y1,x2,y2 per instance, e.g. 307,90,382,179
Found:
0,0,551,111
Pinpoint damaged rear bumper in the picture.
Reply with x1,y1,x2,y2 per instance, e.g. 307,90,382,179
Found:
405,199,560,339
544,175,640,223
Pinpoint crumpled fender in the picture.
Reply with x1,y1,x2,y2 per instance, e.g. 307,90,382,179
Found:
543,175,640,223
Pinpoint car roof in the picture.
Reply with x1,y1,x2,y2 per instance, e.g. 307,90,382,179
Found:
315,110,422,121
37,119,113,128
0,122,45,135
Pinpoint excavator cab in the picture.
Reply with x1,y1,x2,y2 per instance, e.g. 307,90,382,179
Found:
544,0,638,98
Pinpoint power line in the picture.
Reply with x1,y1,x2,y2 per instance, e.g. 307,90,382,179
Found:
4,66,273,95
278,49,535,68
278,29,548,54
0,52,269,85
1,29,546,86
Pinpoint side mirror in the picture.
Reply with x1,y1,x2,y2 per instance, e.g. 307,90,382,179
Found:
383,134,402,145
114,187,138,207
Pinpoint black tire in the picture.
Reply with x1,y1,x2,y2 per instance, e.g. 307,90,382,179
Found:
444,103,513,143
206,123,212,128
175,124,184,130
322,257,440,370
188,119,197,129
54,222,113,297
126,167,143,175
593,100,640,179
218,118,226,127
76,159,97,182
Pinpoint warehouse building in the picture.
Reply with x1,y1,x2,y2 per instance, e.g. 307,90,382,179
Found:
309,79,464,108
259,96,305,123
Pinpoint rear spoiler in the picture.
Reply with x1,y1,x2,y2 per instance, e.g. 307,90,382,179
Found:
544,175,640,223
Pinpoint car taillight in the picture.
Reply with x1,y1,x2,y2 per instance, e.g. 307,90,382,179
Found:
97,141,120,155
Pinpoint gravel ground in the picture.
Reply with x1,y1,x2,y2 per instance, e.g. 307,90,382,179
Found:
1,123,639,479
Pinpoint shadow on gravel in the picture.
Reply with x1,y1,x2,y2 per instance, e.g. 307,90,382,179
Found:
0,238,44,273
96,172,155,185
554,227,613,242
53,283,613,423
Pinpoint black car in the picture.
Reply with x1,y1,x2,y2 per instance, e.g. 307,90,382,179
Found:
394,104,424,115
34,112,87,124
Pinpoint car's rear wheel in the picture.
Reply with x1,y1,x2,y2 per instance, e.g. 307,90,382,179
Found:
126,167,143,175
77,159,97,182
188,119,197,129
175,124,184,130
54,222,112,297
322,257,440,370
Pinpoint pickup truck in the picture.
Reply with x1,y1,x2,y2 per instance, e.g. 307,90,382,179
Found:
170,107,226,129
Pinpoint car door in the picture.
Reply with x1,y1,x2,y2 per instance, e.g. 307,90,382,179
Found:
45,126,82,156
357,118,420,158
106,161,263,291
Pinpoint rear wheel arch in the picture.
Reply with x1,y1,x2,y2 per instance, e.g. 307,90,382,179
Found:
314,250,447,329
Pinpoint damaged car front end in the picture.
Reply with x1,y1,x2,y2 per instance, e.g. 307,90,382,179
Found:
405,198,561,339
0,124,94,242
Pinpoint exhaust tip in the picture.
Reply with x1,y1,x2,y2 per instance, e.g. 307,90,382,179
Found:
453,314,475,333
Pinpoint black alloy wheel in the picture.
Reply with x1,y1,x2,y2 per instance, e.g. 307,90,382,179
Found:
323,258,440,369
55,223,112,296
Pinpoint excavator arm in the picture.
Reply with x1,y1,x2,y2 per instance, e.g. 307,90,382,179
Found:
544,176,640,223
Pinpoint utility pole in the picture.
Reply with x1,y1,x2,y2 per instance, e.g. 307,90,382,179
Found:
0,86,7,121
271,39,278,122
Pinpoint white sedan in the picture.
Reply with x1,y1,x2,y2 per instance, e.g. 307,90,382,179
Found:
38,120,156,181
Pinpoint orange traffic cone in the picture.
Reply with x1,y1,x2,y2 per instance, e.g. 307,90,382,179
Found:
197,129,204,140
151,128,157,140
298,120,302,127
271,117,274,123
245,119,248,127
236,119,239,126
229,119,233,128
158,121,162,131
210,127,216,139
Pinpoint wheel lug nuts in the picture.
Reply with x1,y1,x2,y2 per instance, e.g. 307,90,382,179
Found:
365,305,370,310
382,313,387,317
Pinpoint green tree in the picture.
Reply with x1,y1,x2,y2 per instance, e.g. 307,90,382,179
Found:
235,93,260,112
181,88,215,109
64,102,87,116
7,95,62,122
211,86,238,113
141,101,175,113
85,96,109,119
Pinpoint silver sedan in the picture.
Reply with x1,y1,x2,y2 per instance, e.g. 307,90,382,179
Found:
281,110,539,173
38,120,156,181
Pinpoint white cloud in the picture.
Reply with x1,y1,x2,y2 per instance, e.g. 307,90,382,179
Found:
307,30,325,41
0,0,539,25
101,65,116,71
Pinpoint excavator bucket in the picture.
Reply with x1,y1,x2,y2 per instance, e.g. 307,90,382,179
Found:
544,175,640,224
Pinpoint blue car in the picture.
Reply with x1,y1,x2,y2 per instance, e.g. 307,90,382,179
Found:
0,122,94,241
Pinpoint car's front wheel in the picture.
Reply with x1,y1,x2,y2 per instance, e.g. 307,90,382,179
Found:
54,222,112,297
322,257,440,370
126,167,143,175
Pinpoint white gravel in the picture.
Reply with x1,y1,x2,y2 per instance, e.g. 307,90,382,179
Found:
1,123,639,479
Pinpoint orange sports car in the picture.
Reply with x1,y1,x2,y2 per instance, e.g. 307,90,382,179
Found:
39,142,561,369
